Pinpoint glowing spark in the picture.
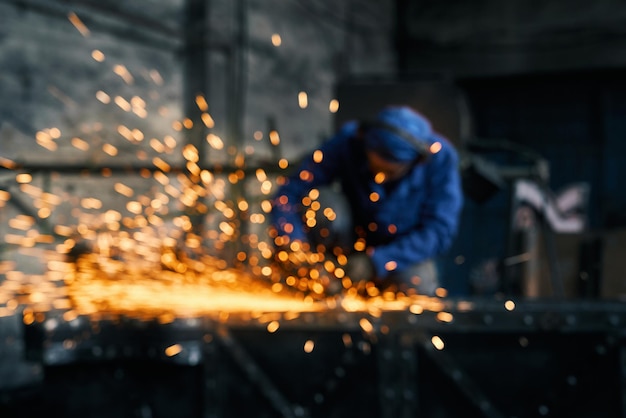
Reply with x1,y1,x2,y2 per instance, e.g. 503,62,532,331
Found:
409,304,423,314
201,113,215,128
164,135,177,149
298,91,308,109
267,320,280,333
71,137,89,151
219,222,235,236
15,173,32,184
68,12,90,37
149,70,163,85
165,344,183,357
260,180,272,195
304,339,314,353
113,65,134,85
269,130,280,146
80,198,102,210
260,200,272,213
152,157,171,172
35,131,57,151
114,183,134,197
114,96,131,112
299,170,312,182
149,138,165,153
505,300,516,311
430,142,442,154
206,134,224,150
91,50,105,62
195,95,208,111
96,90,110,104
436,312,454,323
369,192,379,202
329,99,339,113
183,144,200,163
132,128,144,141
359,318,374,333
383,261,397,272
102,144,118,156
0,157,17,169
271,33,282,46
126,201,143,214
431,335,445,350
8,215,34,230
253,169,266,182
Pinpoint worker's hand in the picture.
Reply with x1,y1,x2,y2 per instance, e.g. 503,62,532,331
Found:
344,252,375,282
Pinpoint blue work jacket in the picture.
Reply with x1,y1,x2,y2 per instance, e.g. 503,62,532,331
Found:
271,121,463,279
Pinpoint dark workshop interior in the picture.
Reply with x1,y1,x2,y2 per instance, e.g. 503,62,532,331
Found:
1,1,626,417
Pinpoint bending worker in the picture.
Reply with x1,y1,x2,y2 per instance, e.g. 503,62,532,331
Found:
270,105,463,296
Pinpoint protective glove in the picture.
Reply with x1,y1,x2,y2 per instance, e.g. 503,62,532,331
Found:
344,252,376,282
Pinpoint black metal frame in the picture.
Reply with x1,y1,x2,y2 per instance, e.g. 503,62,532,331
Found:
13,298,626,417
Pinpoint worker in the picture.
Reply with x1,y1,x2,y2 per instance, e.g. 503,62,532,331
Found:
270,106,463,296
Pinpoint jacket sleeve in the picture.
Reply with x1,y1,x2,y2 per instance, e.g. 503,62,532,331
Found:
370,140,464,278
270,123,357,243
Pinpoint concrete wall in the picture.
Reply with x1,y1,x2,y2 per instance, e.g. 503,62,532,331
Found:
0,0,395,295
398,0,626,77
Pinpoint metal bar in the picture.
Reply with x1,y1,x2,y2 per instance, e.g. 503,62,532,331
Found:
414,331,507,418
0,0,181,51
541,218,565,298
5,190,60,239
202,332,222,418
215,325,303,418
224,0,249,263
377,333,418,418
0,161,287,175
619,344,626,418
183,0,209,235
56,0,180,38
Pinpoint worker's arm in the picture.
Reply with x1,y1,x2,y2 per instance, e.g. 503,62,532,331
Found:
270,122,358,244
369,138,464,278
